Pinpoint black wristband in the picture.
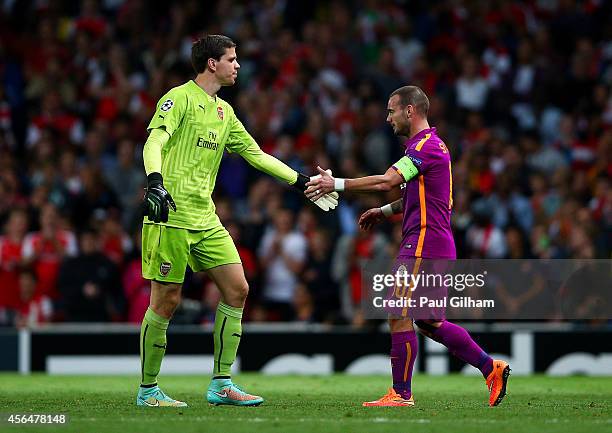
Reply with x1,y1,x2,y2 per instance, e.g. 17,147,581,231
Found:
294,173,309,192
147,172,163,186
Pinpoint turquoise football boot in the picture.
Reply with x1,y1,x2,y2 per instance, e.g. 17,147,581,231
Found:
136,385,188,407
206,378,264,406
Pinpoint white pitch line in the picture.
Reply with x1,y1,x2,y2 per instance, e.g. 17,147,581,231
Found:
74,416,612,425
77,416,434,424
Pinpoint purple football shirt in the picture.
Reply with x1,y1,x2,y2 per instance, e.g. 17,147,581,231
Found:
394,127,456,259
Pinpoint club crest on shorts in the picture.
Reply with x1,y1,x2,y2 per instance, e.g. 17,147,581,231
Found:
394,264,408,298
160,262,172,276
217,106,224,120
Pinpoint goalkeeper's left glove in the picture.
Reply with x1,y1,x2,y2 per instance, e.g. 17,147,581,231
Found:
294,170,339,211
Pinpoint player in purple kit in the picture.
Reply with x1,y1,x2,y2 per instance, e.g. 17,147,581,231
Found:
305,85,510,407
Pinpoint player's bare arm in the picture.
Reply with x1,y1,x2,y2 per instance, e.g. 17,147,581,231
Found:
358,198,403,231
390,198,404,214
305,165,404,201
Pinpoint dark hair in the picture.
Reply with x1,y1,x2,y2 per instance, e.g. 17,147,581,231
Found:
19,267,38,281
191,35,236,74
390,85,430,116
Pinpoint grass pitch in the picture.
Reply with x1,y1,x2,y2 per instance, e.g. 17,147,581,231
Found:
1,374,611,433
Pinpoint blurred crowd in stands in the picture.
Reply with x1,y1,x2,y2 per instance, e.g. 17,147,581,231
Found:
0,0,610,328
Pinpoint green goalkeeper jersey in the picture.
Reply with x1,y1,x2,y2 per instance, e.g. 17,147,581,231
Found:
147,80,278,230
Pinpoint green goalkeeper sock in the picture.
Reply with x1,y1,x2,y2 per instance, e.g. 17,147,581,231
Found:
213,302,243,377
140,308,169,386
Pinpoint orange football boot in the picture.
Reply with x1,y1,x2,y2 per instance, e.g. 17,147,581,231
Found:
486,360,511,406
362,388,415,407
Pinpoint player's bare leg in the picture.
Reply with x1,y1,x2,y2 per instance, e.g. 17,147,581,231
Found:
415,320,510,406
363,318,416,407
205,263,263,406
150,281,182,318
137,281,187,407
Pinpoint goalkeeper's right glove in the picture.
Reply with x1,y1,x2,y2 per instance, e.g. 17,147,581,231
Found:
143,172,177,223
294,170,339,211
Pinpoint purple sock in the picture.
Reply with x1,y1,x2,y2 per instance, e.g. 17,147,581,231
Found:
390,331,418,399
431,321,493,378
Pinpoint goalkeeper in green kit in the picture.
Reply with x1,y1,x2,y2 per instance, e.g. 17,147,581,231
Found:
137,34,338,408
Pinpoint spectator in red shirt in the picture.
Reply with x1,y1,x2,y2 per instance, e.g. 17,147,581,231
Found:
0,209,29,310
15,269,52,328
97,214,132,267
26,91,84,148
22,203,78,299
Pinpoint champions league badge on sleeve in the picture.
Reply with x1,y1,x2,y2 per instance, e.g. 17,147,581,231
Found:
160,99,174,111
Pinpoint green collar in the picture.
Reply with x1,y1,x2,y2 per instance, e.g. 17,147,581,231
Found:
188,80,217,104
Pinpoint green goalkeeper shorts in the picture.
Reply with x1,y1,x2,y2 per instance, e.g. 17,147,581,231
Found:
141,222,241,283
